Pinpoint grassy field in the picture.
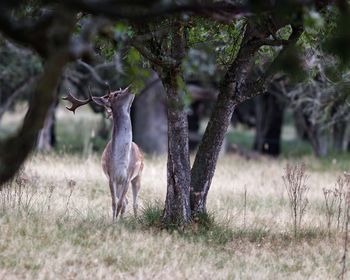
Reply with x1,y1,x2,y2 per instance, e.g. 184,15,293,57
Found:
1,106,350,279
0,153,349,279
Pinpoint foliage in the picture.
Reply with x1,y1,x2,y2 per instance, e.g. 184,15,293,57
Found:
124,47,151,92
186,17,245,78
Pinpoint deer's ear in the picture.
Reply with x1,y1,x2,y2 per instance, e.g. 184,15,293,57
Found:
92,96,109,107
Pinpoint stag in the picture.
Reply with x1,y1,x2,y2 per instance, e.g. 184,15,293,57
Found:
63,87,144,221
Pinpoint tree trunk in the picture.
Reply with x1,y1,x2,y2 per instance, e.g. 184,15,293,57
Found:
0,54,70,184
333,121,347,152
97,116,110,140
188,101,202,151
294,109,329,157
0,10,76,185
132,71,167,155
253,93,285,156
161,71,191,225
143,19,191,225
314,128,329,157
190,84,237,214
37,96,58,152
293,111,309,140
190,23,261,215
190,22,303,215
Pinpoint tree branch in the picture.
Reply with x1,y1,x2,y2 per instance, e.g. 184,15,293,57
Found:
61,0,249,22
237,25,304,103
0,9,76,186
0,8,55,57
263,24,304,79
0,76,38,120
77,60,110,89
131,39,177,68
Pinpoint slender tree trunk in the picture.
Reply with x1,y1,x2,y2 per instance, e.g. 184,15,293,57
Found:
333,121,347,152
295,110,329,157
188,101,202,151
0,53,71,185
293,111,309,140
190,22,303,215
37,95,58,152
190,24,261,215
314,128,329,157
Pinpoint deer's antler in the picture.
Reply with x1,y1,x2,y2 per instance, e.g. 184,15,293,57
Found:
62,89,92,114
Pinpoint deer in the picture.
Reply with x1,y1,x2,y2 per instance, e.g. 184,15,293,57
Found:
63,86,144,221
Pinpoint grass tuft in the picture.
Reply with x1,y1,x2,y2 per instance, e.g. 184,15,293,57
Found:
140,201,163,228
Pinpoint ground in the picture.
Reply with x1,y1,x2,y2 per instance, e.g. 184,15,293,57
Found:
0,153,349,279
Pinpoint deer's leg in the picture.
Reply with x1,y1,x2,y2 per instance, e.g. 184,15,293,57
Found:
116,183,128,220
109,180,117,221
131,175,141,217
121,195,128,216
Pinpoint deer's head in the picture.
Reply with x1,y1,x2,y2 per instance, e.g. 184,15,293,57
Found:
63,86,134,116
92,86,134,114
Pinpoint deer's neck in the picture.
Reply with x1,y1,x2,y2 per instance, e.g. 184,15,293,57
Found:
110,110,132,172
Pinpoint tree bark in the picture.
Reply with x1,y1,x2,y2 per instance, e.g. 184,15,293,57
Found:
161,71,191,225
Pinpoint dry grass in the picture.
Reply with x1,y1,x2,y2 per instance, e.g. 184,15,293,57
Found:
0,153,349,279
1,106,350,279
